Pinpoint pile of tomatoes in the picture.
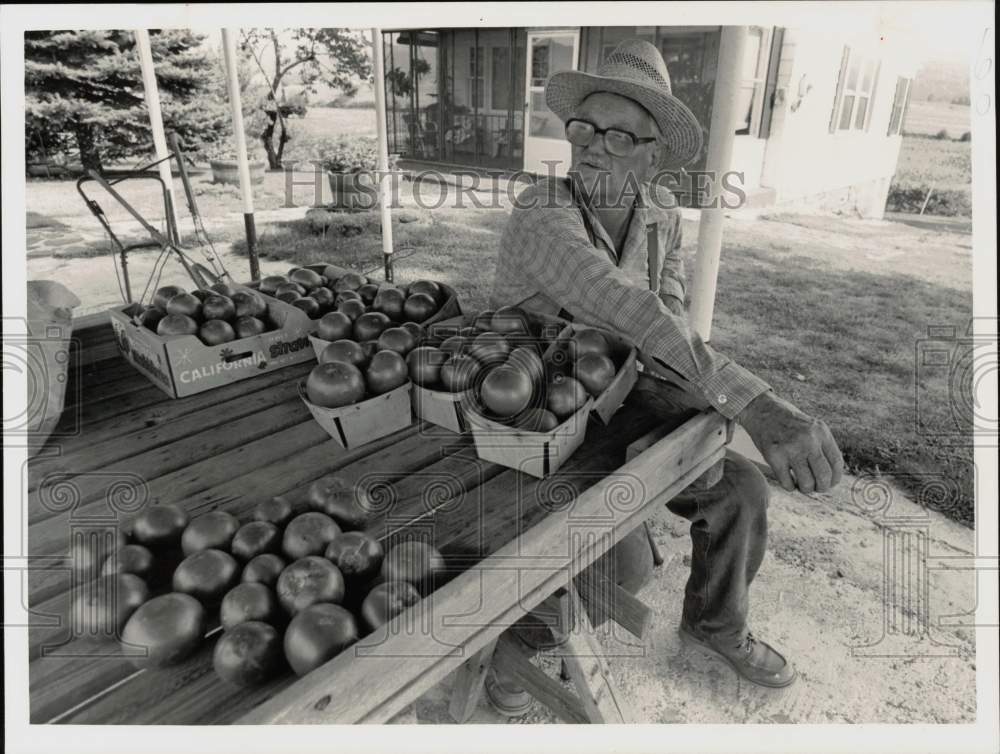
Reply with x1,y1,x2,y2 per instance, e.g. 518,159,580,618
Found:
139,283,275,346
408,305,621,431
74,478,444,687
257,266,446,324
304,278,450,409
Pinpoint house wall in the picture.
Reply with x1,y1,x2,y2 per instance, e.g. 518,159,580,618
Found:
759,25,919,218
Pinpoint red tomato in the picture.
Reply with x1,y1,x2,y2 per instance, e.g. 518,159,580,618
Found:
202,294,236,322
365,350,409,395
491,305,530,335
373,287,406,321
317,312,353,342
439,354,482,392
283,603,359,676
156,314,198,337
569,328,611,359
406,346,448,387
306,362,366,408
546,374,590,419
575,353,617,397
276,556,345,615
199,319,236,346
480,364,534,418
213,620,283,686
361,580,421,631
403,292,438,323
377,326,417,356
354,311,392,341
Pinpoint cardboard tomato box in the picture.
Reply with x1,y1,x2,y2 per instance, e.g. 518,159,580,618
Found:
299,380,413,450
108,289,314,399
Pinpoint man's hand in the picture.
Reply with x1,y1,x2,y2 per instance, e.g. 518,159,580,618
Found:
738,391,844,494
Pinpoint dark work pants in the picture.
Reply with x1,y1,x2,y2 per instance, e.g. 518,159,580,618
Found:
597,373,770,644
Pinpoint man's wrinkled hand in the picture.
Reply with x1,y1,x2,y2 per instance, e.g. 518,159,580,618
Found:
738,391,844,494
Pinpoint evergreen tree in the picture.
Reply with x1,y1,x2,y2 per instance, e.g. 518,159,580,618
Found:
25,29,229,172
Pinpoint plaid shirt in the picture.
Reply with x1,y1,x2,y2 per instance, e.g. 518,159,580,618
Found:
490,177,771,420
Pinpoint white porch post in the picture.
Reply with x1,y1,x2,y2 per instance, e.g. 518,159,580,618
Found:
134,29,180,241
689,26,748,341
221,28,260,281
370,27,395,282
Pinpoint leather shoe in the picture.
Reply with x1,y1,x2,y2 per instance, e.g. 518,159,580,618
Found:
679,624,797,688
484,666,533,717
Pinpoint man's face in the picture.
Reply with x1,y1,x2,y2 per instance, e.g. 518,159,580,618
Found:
568,92,662,208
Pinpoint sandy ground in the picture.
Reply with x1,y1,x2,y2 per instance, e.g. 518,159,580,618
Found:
24,195,979,725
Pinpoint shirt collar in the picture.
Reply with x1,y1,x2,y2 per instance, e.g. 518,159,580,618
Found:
570,177,651,262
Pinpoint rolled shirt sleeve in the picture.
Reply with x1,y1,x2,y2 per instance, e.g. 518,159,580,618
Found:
501,186,771,419
657,208,687,306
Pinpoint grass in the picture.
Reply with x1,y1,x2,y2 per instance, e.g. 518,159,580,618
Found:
220,204,975,526
902,100,971,139
887,135,972,217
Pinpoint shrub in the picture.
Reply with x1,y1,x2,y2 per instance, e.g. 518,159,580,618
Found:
934,128,950,140
959,131,972,142
313,135,378,173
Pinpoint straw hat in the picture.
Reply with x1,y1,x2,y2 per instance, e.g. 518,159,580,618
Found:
545,38,704,169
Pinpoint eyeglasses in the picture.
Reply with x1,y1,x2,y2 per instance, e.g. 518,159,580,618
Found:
565,118,658,158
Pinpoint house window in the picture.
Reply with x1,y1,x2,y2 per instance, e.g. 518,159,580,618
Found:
831,46,880,132
887,76,912,136
468,46,484,109
735,27,771,136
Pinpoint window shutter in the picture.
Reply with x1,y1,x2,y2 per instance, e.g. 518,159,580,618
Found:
864,60,882,131
829,45,851,134
759,27,785,139
900,78,913,133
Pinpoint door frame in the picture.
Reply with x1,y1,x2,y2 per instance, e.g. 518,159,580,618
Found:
523,28,580,176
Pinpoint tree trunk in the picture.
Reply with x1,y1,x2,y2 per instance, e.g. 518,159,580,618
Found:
75,124,103,173
262,110,280,169
275,117,291,167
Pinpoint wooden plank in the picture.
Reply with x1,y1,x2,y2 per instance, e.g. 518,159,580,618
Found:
70,312,112,336
559,584,628,723
492,633,588,724
28,397,312,525
574,569,652,639
35,362,313,464
236,412,726,724
28,375,310,489
447,639,497,723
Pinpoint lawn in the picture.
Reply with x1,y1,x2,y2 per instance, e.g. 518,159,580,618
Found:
218,202,975,526
887,135,972,217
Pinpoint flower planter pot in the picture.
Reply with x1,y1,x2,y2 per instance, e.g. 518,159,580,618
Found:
211,159,266,186
326,170,379,211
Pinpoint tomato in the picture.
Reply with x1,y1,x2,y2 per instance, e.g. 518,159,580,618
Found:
403,292,438,323
508,346,545,384
309,287,336,312
575,352,616,397
220,582,282,630
325,531,384,584
332,272,365,292
316,312,353,342
191,289,211,302
491,305,530,335
307,476,370,530
199,319,236,346
275,290,299,303
75,573,149,634
132,504,189,550
359,340,380,364
305,361,366,408
336,289,362,304
516,407,561,432
360,580,421,631
439,354,481,392
373,287,406,321
210,282,240,299
241,553,286,588
258,276,288,294
173,549,240,604
290,296,320,319
353,311,391,341
181,511,240,555
156,313,199,337
152,285,186,312
401,321,425,343
139,306,166,331
406,346,448,387
409,279,442,303
233,315,266,339
357,283,380,304
284,603,359,676
253,496,293,528
473,310,495,332
480,364,534,418
282,512,341,560
275,282,307,299
232,291,267,319
71,528,128,580
276,556,346,615
376,327,417,357
213,621,284,687
569,328,611,360
290,268,324,291
122,592,205,668
231,521,281,562
468,332,510,366
365,350,409,395
381,541,445,595
439,335,468,357
546,374,590,420
319,339,367,369
165,293,203,321
102,543,155,581
202,294,236,322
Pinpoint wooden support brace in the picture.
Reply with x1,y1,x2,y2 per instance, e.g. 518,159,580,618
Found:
447,639,497,723
492,634,589,724
574,569,652,639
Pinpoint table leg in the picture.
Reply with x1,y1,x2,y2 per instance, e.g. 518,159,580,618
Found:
447,638,498,723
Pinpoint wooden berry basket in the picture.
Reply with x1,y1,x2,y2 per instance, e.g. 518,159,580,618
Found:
299,380,413,449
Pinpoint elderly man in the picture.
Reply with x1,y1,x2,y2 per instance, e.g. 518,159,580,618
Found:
488,39,844,700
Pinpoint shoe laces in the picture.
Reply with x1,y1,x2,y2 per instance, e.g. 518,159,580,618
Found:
739,632,757,655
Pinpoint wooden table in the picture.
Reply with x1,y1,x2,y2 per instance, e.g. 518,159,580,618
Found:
27,314,728,724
